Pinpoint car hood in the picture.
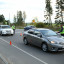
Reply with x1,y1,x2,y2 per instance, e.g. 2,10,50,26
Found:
47,36,64,43
1,28,13,31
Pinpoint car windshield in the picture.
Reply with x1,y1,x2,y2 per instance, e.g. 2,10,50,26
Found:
2,26,10,29
31,26,35,28
40,30,57,36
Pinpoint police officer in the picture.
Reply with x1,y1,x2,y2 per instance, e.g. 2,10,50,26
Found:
12,24,15,34
59,25,64,36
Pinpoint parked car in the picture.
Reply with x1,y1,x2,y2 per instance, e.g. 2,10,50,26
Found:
0,25,14,36
23,28,64,52
24,25,35,31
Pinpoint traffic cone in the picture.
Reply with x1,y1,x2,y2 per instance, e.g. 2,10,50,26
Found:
20,33,22,36
10,41,12,45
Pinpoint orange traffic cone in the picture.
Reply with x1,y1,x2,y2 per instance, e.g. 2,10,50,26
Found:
10,41,12,45
20,33,22,36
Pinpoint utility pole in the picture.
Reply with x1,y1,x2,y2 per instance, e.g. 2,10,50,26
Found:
9,13,10,26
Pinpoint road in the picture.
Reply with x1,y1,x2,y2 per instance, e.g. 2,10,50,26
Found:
0,29,64,64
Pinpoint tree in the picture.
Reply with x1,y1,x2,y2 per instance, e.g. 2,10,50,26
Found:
23,11,26,23
59,0,64,23
0,14,5,23
13,15,16,23
45,0,53,26
17,11,23,25
55,0,64,23
36,22,45,28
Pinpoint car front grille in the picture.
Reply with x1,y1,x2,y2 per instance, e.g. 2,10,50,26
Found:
6,30,11,33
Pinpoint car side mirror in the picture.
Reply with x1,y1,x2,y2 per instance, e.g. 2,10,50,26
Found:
28,30,34,34
37,34,42,38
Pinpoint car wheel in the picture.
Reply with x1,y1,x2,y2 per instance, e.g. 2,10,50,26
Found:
24,38,28,45
11,34,13,36
42,43,48,52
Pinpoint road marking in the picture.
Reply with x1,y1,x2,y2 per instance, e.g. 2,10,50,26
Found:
0,38,48,64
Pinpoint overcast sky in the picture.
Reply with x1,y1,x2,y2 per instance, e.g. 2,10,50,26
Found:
0,0,56,23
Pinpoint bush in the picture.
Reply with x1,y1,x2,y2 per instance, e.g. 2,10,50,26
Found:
36,22,45,28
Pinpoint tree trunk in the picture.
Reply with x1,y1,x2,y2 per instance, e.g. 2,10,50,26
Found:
61,9,63,23
49,14,52,26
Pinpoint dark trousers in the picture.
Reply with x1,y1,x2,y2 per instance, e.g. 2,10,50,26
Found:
13,29,15,34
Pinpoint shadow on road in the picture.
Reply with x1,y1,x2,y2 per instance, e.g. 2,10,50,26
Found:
22,43,64,55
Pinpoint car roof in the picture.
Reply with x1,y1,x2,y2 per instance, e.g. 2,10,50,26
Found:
0,25,9,26
32,28,50,31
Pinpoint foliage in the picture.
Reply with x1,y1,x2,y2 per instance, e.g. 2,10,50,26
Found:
13,15,16,23
45,0,53,25
35,22,45,28
13,11,26,26
45,0,52,14
0,14,5,23
55,0,64,23
0,14,10,25
4,20,10,25
23,11,26,22
59,0,64,10
17,11,23,25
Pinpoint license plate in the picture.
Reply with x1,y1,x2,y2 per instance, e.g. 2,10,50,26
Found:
7,32,11,34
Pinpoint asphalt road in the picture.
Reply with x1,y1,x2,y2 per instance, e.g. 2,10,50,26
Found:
0,29,64,64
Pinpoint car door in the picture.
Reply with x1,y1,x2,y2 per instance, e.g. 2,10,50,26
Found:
31,30,42,47
26,29,34,44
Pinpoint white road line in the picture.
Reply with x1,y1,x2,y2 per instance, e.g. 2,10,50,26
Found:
0,38,48,64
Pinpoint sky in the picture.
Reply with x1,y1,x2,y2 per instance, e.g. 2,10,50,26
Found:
0,0,56,23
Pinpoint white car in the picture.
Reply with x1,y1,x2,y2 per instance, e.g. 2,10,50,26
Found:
0,25,14,36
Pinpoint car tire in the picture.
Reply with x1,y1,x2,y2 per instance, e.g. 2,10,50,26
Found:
42,43,48,52
24,38,28,45
11,34,13,36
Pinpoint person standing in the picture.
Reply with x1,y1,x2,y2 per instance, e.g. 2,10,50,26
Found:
59,25,64,36
12,24,15,34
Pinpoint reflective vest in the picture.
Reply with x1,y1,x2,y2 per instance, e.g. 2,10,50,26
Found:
60,26,64,34
12,26,15,29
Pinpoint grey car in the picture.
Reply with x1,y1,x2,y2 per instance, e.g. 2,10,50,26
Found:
23,28,64,52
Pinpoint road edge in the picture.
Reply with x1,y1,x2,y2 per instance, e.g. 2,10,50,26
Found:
0,54,13,64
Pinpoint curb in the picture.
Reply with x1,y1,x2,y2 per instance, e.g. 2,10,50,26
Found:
0,54,13,64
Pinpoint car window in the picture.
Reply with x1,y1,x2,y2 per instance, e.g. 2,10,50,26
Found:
2,26,10,29
40,30,57,36
28,30,34,34
34,30,40,35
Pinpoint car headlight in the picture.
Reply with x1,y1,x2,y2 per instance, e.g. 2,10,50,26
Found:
51,41,57,44
11,30,13,32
